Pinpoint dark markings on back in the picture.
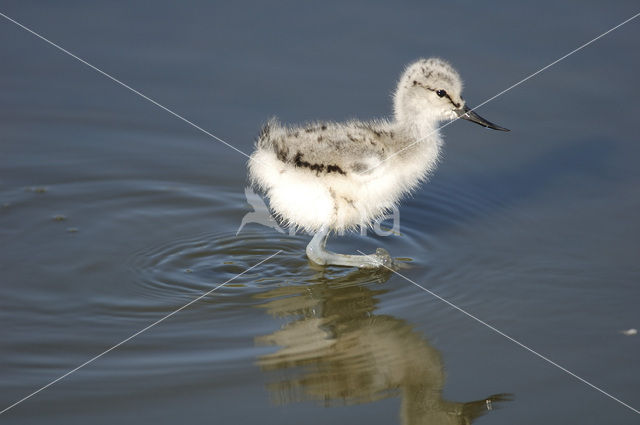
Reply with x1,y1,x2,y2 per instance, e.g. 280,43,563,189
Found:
293,152,346,175
274,140,289,162
326,164,346,175
347,133,359,143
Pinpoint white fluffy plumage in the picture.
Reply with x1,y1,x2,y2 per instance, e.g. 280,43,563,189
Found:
248,58,466,233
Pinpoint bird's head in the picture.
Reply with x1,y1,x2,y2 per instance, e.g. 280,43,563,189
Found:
393,58,509,131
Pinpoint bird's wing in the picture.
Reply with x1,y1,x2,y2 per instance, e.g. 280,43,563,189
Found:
261,120,395,176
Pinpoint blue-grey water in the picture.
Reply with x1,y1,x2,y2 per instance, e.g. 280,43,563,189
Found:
1,1,639,424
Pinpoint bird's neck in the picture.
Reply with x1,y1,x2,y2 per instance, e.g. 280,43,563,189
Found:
393,84,443,146
394,111,442,147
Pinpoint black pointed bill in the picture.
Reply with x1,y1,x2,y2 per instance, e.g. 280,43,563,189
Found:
455,104,510,132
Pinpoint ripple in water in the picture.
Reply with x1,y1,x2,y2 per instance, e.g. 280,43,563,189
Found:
128,231,303,299
127,229,397,304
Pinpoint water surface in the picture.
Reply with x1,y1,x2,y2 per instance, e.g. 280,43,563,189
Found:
1,1,639,424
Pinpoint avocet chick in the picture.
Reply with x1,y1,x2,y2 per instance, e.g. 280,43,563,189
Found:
249,58,508,268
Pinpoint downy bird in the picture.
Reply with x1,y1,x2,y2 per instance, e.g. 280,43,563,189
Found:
249,58,508,268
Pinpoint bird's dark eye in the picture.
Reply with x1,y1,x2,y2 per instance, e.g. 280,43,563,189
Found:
436,89,447,98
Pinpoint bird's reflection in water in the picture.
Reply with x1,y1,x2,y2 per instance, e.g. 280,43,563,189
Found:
255,267,511,425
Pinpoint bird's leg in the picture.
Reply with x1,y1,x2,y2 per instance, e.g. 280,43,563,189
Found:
305,227,394,269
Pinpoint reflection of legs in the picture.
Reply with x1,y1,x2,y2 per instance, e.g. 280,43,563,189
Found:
305,227,394,269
